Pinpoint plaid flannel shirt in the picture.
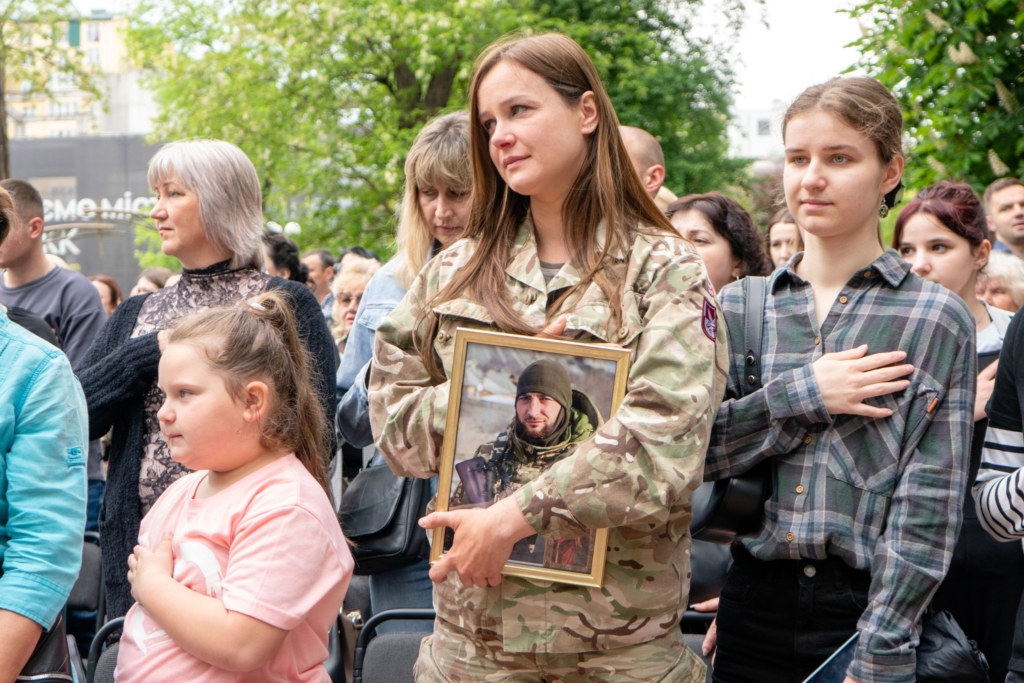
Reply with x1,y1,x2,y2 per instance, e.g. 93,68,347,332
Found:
705,250,976,683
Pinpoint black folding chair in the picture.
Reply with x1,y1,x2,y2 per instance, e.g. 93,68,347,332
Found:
352,609,435,683
86,617,124,683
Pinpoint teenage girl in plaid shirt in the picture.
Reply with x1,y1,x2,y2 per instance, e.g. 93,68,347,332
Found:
703,78,976,683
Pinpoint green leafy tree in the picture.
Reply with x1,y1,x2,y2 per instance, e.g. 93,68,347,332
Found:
129,0,750,256
0,1,101,178
537,0,747,196
849,0,1024,191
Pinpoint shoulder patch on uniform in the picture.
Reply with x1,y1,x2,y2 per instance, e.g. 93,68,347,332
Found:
702,299,717,341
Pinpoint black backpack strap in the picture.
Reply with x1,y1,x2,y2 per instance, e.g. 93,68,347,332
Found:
738,276,767,398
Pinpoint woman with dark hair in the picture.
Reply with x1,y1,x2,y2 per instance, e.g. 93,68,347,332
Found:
130,267,172,296
666,192,772,293
262,231,309,284
766,207,802,268
368,32,726,682
89,274,123,316
893,180,1020,682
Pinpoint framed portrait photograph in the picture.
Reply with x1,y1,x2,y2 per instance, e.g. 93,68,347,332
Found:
432,328,631,588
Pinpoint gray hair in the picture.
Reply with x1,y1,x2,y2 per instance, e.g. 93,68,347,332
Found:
983,251,1024,307
147,140,264,270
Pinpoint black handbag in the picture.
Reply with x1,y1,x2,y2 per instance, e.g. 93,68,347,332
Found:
691,276,772,544
17,612,72,683
917,609,990,683
337,464,432,576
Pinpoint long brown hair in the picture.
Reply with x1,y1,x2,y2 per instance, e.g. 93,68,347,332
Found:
418,33,674,379
782,77,903,247
168,291,330,495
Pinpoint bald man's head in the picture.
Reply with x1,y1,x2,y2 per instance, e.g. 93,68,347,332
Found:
620,126,666,198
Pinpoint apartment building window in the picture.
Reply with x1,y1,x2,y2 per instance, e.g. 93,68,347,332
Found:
51,72,77,90
88,48,101,65
757,119,771,136
87,23,100,42
49,102,79,118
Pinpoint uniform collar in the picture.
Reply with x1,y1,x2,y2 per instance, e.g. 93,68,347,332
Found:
505,215,628,294
770,249,911,292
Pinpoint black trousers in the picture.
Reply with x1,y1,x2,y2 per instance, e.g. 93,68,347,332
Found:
931,508,1024,683
712,544,869,683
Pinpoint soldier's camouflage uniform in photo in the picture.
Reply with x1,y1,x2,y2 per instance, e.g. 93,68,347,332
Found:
368,219,729,683
452,386,599,508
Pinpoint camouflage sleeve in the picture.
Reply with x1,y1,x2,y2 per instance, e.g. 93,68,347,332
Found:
367,266,448,479
511,251,729,537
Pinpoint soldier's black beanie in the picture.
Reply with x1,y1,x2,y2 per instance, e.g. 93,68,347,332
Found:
516,360,572,412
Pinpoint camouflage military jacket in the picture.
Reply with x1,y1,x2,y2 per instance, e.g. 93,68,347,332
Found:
368,219,729,653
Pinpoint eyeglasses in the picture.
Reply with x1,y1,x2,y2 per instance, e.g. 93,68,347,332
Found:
337,292,363,307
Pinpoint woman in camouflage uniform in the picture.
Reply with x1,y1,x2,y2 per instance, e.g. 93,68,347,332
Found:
368,33,728,683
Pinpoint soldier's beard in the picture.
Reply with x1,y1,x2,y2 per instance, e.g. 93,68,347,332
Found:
515,408,565,444
521,422,555,439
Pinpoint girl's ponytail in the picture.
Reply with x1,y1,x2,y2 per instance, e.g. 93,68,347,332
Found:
247,292,330,495
168,291,331,497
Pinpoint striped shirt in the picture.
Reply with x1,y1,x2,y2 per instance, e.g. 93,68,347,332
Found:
707,250,976,683
975,311,1024,542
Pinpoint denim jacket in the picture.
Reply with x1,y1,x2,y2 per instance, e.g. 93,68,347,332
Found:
336,258,409,449
0,307,88,627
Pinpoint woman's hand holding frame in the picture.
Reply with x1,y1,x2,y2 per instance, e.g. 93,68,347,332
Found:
420,314,577,588
421,495,535,587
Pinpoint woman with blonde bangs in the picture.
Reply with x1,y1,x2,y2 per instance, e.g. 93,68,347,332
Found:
368,33,726,682
766,206,803,268
336,111,472,630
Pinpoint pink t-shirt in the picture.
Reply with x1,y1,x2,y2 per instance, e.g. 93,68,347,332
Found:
115,454,353,683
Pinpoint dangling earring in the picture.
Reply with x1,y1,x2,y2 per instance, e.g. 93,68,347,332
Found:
878,200,889,218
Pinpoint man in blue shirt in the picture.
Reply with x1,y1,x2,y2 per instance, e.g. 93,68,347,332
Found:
0,187,87,681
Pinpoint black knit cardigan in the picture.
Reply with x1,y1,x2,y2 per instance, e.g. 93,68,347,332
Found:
77,277,338,619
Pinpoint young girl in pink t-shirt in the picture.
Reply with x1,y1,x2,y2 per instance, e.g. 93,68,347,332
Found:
115,292,353,683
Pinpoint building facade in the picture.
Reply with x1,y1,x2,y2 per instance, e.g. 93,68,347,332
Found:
11,135,161,292
728,101,786,160
6,10,156,139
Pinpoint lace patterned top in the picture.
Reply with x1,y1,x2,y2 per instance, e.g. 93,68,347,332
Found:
130,260,269,514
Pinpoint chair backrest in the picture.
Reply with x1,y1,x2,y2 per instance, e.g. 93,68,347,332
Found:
343,575,371,623
361,632,424,683
92,641,119,683
87,617,124,683
68,541,102,611
353,609,434,683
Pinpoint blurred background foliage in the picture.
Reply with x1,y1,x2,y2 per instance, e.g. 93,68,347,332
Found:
127,0,759,257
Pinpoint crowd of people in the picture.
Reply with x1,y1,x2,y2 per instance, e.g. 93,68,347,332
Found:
6,29,1024,683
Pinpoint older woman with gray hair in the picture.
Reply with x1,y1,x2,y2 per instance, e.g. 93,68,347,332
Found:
78,139,337,620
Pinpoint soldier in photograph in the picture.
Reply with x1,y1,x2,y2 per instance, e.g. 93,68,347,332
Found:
450,359,601,568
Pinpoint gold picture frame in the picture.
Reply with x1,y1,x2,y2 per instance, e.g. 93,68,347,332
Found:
432,328,631,588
